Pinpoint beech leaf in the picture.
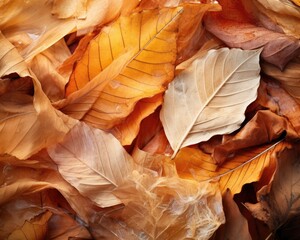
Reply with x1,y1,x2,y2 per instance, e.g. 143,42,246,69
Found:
160,47,261,157
48,122,133,208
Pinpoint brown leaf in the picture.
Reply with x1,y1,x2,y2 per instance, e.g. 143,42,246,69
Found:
47,212,92,240
29,39,71,101
262,58,300,104
205,13,300,69
246,143,300,232
176,3,221,64
211,189,251,240
213,110,297,164
8,211,52,240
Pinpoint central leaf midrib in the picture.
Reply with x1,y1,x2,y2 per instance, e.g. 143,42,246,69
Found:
172,49,259,157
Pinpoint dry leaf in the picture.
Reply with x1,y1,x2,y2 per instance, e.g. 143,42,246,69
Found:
211,189,251,240
111,94,163,146
175,141,282,194
109,167,225,240
205,13,300,69
0,33,76,159
47,212,92,240
161,47,261,157
246,143,300,234
0,162,94,223
212,110,298,164
61,8,181,130
8,211,52,240
176,3,221,64
48,122,133,208
0,0,134,59
262,58,300,104
252,0,300,38
29,39,71,101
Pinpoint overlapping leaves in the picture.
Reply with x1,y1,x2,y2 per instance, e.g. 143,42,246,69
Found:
1,0,300,239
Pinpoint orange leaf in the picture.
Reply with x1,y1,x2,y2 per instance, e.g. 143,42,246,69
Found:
175,141,284,194
8,211,52,240
60,8,182,129
111,94,163,146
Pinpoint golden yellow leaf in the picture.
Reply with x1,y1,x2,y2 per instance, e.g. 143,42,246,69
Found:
8,211,52,240
175,141,284,194
61,7,182,129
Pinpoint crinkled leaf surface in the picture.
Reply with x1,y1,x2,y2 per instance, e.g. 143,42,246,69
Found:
0,33,76,159
246,143,300,232
48,122,133,208
7,211,52,240
110,166,225,240
160,47,261,157
262,58,300,104
253,0,300,38
205,13,300,69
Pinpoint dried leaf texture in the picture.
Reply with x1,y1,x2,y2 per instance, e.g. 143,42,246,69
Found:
252,0,300,38
62,8,181,129
262,58,300,104
246,143,300,232
175,142,281,194
29,39,71,101
205,13,300,69
48,122,133,208
111,94,163,145
161,48,261,157
110,169,225,240
7,211,52,240
212,190,252,240
0,33,76,159
0,163,94,222
0,0,133,59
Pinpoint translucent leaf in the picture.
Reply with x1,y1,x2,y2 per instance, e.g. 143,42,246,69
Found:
48,122,133,208
160,48,261,157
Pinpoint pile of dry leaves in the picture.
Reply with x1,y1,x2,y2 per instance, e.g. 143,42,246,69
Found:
1,0,300,239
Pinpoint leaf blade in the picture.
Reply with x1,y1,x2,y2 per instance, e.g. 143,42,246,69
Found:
161,47,261,157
